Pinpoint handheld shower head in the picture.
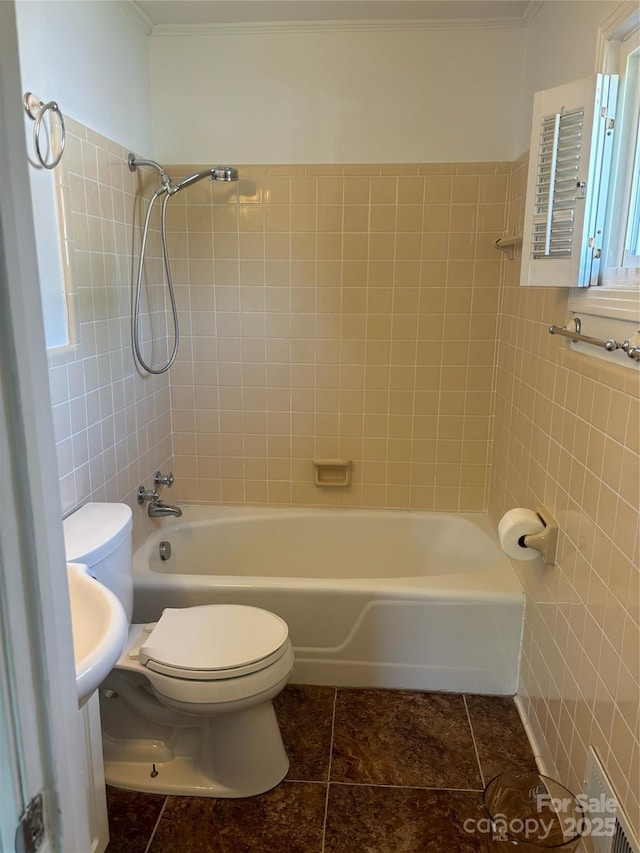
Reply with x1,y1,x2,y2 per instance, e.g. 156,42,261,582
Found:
172,166,239,193
212,167,239,182
128,154,239,195
130,153,239,375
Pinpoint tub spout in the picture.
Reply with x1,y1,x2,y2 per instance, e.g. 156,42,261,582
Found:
148,500,183,518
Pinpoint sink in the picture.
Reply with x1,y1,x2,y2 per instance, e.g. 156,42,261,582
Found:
67,562,128,706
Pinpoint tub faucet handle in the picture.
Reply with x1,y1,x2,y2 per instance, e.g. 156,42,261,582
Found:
137,486,159,505
154,470,174,488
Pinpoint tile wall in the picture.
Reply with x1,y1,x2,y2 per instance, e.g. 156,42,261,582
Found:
489,155,640,834
165,163,509,510
50,119,173,545
48,124,638,836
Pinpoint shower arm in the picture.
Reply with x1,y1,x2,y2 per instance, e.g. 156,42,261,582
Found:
128,153,171,189
129,153,238,196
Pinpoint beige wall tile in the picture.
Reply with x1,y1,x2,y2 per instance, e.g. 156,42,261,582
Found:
424,176,452,204
168,161,508,516
489,156,639,837
57,138,638,838
343,176,370,204
52,122,172,547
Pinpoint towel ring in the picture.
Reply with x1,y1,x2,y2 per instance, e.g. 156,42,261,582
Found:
23,92,66,170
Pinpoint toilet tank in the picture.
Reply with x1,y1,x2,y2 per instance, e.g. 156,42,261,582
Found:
63,502,133,622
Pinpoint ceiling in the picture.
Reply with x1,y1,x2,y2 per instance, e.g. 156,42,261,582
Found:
134,1,537,27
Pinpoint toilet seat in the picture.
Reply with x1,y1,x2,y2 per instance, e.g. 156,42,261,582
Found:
140,604,289,681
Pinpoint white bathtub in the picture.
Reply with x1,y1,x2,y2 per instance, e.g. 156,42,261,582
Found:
133,507,524,695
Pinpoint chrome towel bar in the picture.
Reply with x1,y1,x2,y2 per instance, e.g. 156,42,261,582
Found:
549,317,640,361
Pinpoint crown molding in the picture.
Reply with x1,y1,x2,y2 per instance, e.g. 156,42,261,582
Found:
150,16,529,37
119,1,154,34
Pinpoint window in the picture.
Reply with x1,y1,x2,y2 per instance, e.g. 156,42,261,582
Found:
520,74,617,289
601,32,639,278
568,6,640,322
520,6,639,326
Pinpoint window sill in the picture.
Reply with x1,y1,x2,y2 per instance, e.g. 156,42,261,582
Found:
568,285,640,322
47,341,80,369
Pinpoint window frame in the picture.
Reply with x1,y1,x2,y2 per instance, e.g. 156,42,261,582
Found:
601,30,639,278
567,4,640,322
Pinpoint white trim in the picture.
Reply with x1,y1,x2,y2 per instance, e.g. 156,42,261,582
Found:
569,3,640,320
0,3,91,850
119,0,154,34
569,285,640,322
513,695,553,778
595,2,640,73
149,16,530,37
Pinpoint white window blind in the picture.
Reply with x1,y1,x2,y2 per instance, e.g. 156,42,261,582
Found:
521,74,618,287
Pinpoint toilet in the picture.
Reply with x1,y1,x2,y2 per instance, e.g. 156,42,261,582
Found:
63,502,293,798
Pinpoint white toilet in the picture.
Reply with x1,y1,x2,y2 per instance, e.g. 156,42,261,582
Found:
63,502,293,798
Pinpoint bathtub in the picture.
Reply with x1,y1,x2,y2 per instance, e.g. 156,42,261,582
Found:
133,507,524,695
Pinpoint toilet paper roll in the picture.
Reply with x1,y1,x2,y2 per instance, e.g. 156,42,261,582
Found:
498,508,545,561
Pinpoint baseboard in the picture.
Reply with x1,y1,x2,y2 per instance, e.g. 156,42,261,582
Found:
514,693,554,777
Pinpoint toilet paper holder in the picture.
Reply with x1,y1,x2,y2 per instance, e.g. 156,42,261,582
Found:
522,506,558,565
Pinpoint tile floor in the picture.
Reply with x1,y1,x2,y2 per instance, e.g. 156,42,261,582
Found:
105,686,538,852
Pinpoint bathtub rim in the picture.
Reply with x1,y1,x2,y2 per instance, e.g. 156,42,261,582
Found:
133,506,524,603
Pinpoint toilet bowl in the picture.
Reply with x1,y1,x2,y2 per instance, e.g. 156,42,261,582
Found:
64,502,293,798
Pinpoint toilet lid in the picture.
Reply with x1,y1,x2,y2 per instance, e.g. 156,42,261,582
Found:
139,605,289,681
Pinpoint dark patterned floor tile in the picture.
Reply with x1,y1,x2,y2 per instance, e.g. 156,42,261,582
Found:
465,695,538,782
105,786,166,852
148,782,326,853
274,684,335,781
324,784,490,852
331,689,483,789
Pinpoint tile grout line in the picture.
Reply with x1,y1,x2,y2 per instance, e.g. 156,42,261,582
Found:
320,687,338,853
329,781,486,793
143,795,169,853
287,778,485,794
463,694,486,790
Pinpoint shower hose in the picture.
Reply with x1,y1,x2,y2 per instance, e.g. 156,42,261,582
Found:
132,187,179,375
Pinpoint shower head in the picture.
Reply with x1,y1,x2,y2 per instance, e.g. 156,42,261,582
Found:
213,167,239,182
172,166,239,193
128,153,238,194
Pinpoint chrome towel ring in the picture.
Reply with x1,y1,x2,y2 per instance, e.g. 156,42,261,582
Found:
23,92,66,169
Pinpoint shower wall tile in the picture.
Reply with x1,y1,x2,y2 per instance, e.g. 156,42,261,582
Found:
167,162,508,511
50,119,173,546
46,126,640,838
489,155,640,834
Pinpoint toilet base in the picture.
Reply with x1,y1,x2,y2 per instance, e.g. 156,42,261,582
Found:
103,700,289,798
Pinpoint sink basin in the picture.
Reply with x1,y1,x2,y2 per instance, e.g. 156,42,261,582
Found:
67,562,128,706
